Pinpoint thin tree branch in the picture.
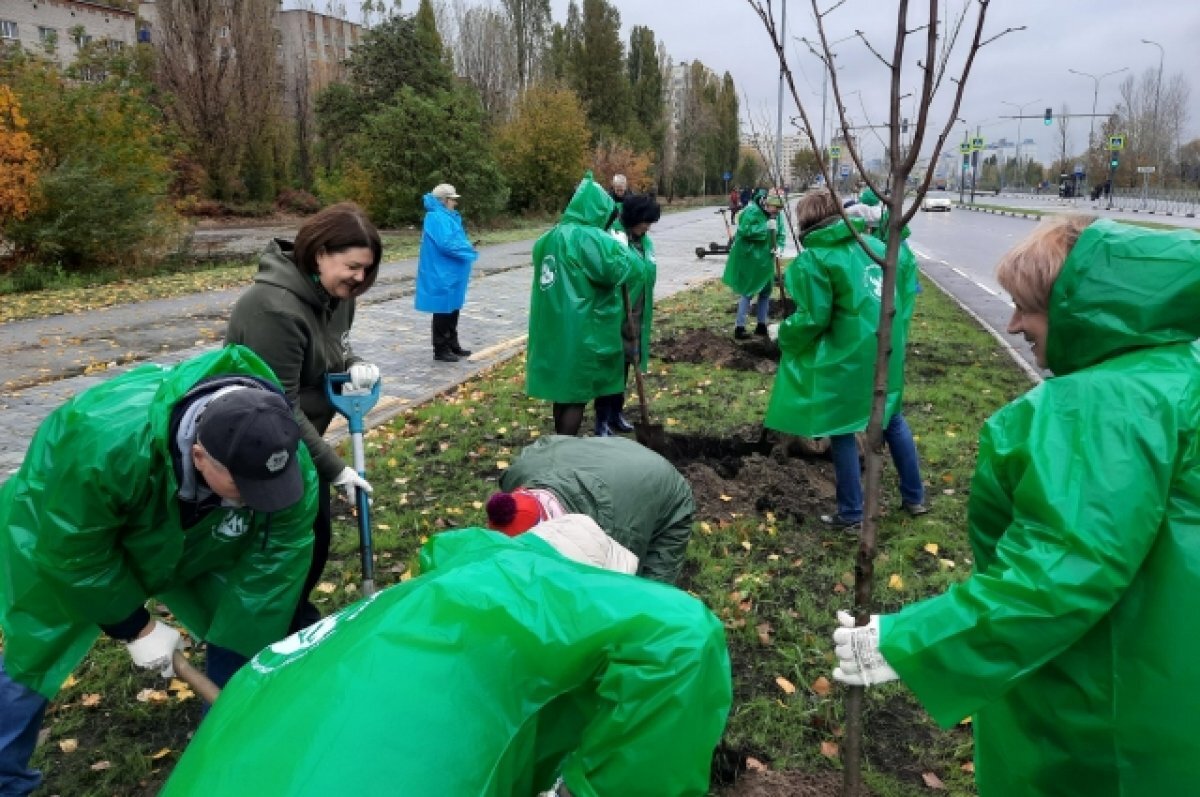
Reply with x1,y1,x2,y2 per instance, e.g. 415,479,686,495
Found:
853,30,892,69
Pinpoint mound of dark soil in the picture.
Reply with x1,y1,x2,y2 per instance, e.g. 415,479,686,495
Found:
724,769,875,796
657,329,779,373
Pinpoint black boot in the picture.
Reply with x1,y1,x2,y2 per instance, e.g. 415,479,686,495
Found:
432,313,459,362
449,309,472,357
754,322,769,337
734,326,749,340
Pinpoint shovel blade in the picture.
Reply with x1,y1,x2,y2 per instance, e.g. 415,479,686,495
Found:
634,422,670,454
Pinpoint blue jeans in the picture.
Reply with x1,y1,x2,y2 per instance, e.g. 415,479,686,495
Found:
829,413,924,522
736,285,771,327
0,657,49,797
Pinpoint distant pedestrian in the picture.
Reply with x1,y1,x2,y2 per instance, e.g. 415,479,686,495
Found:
227,202,382,632
610,174,628,205
416,183,480,363
526,172,631,436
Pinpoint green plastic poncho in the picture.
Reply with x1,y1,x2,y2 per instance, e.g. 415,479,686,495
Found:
0,347,318,698
161,528,732,797
722,200,788,297
879,219,1200,795
500,436,694,583
764,218,917,438
625,234,657,372
526,173,632,403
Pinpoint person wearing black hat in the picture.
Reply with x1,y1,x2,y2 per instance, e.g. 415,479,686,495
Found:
0,346,317,796
593,193,661,436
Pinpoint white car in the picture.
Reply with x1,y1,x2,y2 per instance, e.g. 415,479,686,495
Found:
921,192,952,212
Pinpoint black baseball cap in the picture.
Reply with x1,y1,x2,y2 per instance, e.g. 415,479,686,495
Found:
196,389,304,513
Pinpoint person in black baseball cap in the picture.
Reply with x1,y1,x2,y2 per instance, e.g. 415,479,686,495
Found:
194,388,305,513
0,346,318,795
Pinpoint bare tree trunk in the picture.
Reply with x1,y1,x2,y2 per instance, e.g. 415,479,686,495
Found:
745,1,1017,794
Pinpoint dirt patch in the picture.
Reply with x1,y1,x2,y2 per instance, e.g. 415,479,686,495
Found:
657,329,779,373
664,431,836,524
723,768,875,797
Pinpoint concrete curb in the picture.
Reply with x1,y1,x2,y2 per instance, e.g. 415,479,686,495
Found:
918,267,1043,386
954,202,1043,221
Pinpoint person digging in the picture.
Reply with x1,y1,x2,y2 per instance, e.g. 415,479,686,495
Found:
722,188,788,340
486,435,695,584
0,347,317,796
160,516,732,797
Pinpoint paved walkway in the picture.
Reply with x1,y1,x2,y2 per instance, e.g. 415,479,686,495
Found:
0,206,743,478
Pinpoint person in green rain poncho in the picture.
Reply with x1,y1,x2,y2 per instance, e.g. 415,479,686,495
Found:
592,194,661,436
832,216,1200,796
764,188,926,532
0,347,317,796
722,188,788,339
526,172,632,435
161,518,732,797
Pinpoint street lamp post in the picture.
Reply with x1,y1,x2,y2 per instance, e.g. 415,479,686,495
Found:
1142,39,1164,186
1068,67,1128,193
1000,98,1041,190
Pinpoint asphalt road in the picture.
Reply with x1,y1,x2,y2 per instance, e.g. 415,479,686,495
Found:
906,206,1044,380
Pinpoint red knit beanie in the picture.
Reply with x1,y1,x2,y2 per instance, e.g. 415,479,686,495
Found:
485,489,542,536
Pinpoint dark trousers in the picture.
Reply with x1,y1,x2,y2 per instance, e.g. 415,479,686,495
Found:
431,310,463,355
290,476,332,633
594,362,633,423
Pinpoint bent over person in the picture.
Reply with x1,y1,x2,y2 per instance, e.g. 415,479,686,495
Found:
832,217,1200,795
486,435,695,583
160,523,732,797
0,346,317,796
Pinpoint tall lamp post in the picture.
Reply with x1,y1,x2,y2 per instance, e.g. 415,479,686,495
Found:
1000,98,1041,190
1068,66,1128,192
799,33,856,171
1141,39,1164,186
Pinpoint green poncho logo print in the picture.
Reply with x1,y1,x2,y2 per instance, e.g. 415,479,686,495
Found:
539,255,557,290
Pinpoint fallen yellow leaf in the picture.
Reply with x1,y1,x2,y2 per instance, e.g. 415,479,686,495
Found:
665,418,679,426
775,676,797,695
923,542,939,556
740,540,752,551
699,521,712,535
174,686,195,702
888,573,904,590
58,739,79,753
939,558,957,570
495,460,509,469
316,582,337,594
150,747,173,760
472,501,483,510
62,675,78,689
136,688,169,703
922,771,947,790
90,760,112,771
819,740,840,758
746,757,768,772
80,693,101,708
811,676,833,696
719,494,733,502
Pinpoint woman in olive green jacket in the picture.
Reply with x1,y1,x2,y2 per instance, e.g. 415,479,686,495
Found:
226,202,382,630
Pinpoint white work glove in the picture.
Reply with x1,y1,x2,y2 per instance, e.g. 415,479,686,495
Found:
609,229,628,246
774,247,786,258
125,621,184,678
832,611,899,687
767,323,780,342
766,219,778,233
348,362,380,390
333,466,374,504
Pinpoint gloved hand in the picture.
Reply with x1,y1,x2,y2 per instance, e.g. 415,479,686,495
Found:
767,323,780,342
774,247,786,258
333,465,374,505
832,611,899,687
125,620,184,678
766,219,778,233
348,363,380,390
609,229,629,246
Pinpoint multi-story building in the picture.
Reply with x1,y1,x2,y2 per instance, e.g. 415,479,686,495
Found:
276,8,362,120
0,0,135,68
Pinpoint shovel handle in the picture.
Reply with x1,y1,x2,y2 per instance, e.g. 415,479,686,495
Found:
172,651,221,705
621,284,653,427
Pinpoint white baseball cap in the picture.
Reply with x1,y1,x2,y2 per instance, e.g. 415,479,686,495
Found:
432,183,460,200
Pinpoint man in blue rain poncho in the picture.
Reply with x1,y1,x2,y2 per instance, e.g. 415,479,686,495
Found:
162,516,732,797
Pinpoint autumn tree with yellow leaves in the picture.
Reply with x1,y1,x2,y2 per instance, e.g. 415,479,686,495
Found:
0,85,40,226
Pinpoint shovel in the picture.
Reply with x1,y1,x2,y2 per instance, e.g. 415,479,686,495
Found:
325,372,383,597
172,651,221,705
622,284,669,452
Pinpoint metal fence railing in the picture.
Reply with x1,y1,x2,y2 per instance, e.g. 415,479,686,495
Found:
1103,188,1200,217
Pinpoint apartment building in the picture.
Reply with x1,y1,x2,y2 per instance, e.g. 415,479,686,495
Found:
277,7,361,119
0,0,135,67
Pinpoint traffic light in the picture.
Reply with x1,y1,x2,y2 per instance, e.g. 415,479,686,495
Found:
1044,107,1053,126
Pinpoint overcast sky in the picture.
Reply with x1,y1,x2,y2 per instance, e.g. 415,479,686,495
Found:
302,1,1198,166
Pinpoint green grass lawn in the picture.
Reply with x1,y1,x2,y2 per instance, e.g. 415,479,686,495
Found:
24,274,1032,796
